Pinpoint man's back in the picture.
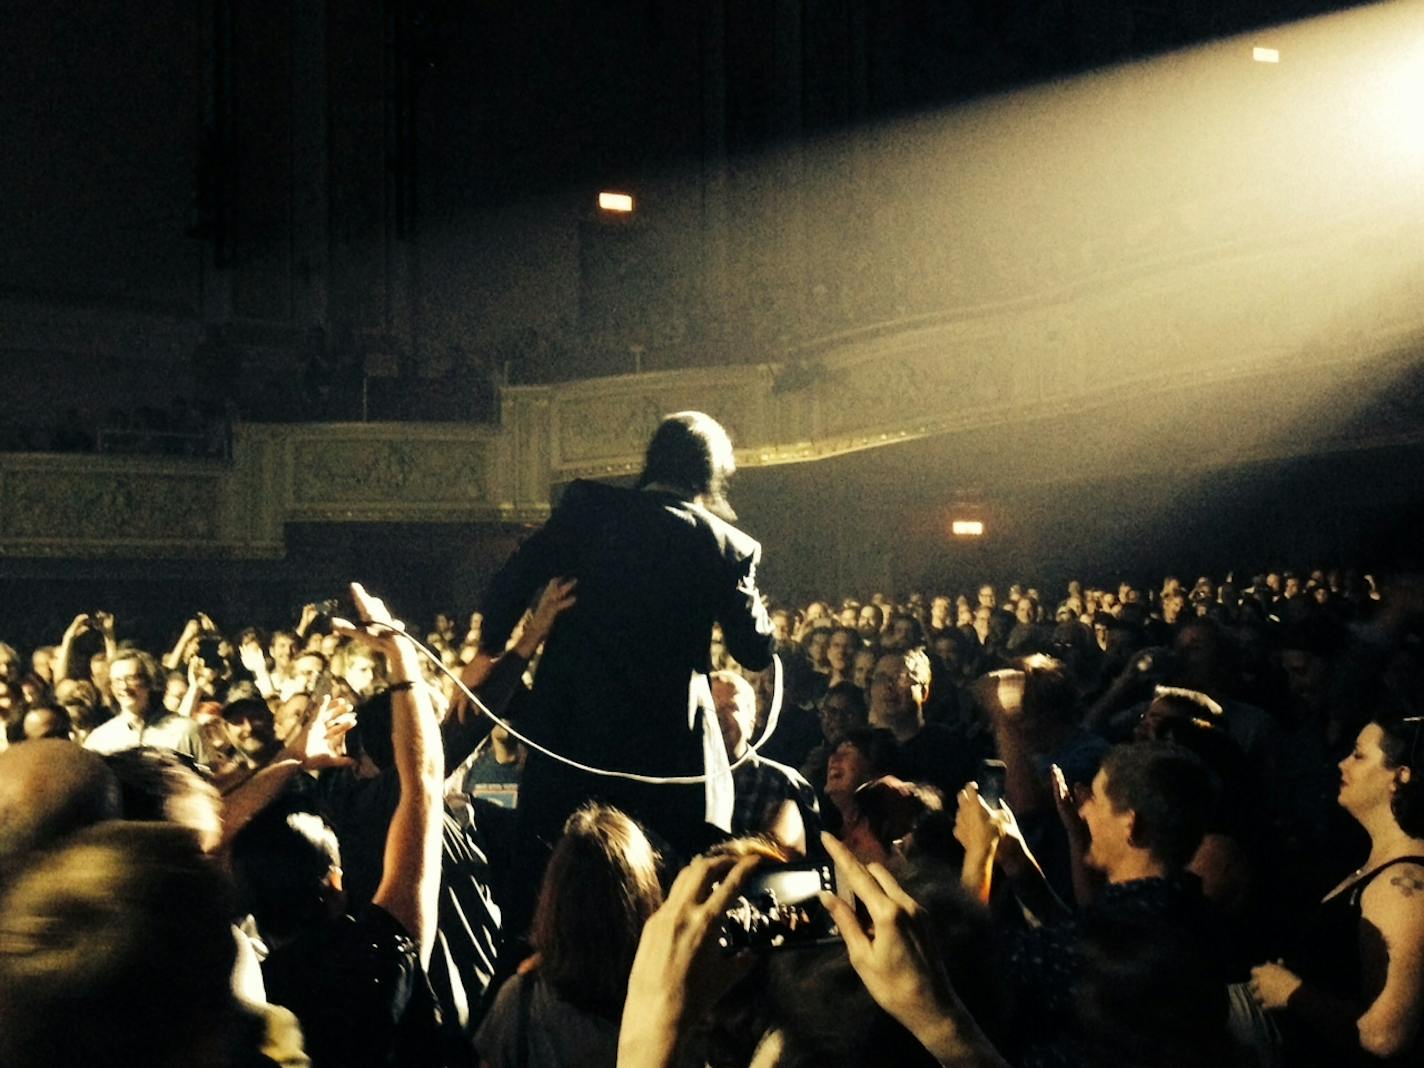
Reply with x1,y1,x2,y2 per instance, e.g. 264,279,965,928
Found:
483,480,772,774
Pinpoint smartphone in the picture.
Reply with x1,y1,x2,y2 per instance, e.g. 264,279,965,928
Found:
719,861,839,953
196,638,226,671
308,670,335,705
977,758,1008,810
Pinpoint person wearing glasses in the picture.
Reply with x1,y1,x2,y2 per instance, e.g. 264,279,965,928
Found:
868,648,982,800
1247,710,1424,1065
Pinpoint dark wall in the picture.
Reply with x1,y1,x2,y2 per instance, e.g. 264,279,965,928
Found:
733,439,1424,605
1,1,203,312
2,0,1382,422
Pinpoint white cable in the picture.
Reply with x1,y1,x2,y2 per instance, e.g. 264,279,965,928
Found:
369,622,786,785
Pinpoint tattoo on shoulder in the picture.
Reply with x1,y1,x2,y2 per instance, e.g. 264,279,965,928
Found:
1388,872,1424,897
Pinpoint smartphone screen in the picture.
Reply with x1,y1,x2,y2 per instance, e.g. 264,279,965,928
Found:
978,758,1008,810
719,861,840,952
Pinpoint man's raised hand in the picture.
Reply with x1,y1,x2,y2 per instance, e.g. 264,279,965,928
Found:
286,694,357,770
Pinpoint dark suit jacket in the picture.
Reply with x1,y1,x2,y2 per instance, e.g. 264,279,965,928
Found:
480,480,773,847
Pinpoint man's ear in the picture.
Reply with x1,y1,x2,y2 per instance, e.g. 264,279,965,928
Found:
1398,765,1413,786
1122,808,1140,848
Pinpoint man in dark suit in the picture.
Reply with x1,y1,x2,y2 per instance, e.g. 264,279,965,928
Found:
477,411,774,865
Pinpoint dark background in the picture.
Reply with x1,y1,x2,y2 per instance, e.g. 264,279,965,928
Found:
2,0,1417,649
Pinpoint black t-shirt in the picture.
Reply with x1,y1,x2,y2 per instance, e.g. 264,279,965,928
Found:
262,905,444,1068
894,720,986,799
316,769,502,1048
1007,874,1230,1067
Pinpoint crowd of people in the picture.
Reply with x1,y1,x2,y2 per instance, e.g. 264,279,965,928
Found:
1,563,1421,1067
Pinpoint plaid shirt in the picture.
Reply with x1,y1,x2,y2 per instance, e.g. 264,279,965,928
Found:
729,752,820,840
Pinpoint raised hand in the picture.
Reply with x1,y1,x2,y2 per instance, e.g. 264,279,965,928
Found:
954,782,1009,859
1050,763,1089,848
237,638,267,676
619,853,760,1068
819,832,1011,1066
818,833,957,1041
331,583,408,655
287,694,357,770
516,577,577,656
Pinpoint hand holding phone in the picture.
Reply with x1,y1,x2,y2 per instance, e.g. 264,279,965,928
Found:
976,758,1007,810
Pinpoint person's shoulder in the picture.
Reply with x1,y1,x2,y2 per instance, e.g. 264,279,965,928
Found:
335,905,423,985
1364,859,1424,915
644,488,762,561
81,716,125,747
358,902,417,947
562,477,610,501
475,972,535,1055
693,505,761,562
484,970,531,1017
552,478,621,515
757,753,810,786
168,713,208,739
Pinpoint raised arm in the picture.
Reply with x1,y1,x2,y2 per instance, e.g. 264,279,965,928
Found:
820,833,1012,1068
479,519,571,657
237,634,277,700
1050,764,1100,909
218,695,357,849
52,613,91,684
175,656,205,721
336,583,444,967
972,670,1049,818
92,611,119,663
954,784,1071,923
162,616,204,672
444,577,576,768
618,853,761,1068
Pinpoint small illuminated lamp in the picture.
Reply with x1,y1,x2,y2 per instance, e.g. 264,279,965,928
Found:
1252,47,1280,64
951,520,985,538
598,191,635,213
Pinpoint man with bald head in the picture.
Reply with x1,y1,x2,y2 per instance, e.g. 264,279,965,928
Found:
0,739,120,882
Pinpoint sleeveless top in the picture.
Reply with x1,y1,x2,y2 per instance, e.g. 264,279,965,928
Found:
1281,855,1424,1067
1287,855,1424,1000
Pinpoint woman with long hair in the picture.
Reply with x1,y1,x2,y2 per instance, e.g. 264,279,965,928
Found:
476,804,663,1068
